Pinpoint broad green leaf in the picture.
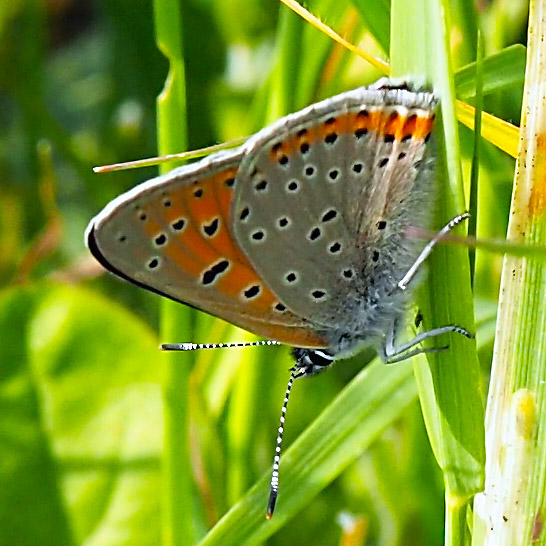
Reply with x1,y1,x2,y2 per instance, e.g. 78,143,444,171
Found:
0,284,162,546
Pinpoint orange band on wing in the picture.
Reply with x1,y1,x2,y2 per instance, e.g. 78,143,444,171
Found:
268,108,435,164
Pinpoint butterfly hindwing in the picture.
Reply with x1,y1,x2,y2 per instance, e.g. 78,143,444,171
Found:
232,82,438,332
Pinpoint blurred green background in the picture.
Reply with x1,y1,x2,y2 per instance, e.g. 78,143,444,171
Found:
0,0,528,544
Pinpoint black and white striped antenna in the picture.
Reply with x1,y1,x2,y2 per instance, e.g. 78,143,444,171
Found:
266,367,299,519
161,338,297,520
161,340,281,351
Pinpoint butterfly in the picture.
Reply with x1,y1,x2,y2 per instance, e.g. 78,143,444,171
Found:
86,78,472,516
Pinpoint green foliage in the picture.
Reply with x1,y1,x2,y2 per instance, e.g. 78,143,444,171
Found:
0,0,528,545
0,284,162,545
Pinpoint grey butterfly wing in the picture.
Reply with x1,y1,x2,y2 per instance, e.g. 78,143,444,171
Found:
232,80,438,331
86,148,328,348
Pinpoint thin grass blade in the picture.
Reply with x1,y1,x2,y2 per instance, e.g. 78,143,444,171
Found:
391,1,485,544
153,0,195,544
473,1,546,544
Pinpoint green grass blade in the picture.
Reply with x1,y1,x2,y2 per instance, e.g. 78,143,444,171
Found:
454,44,526,99
472,1,546,543
449,0,478,65
351,0,391,54
468,31,484,286
391,0,485,544
153,0,194,544
225,335,268,505
200,359,418,545
266,7,305,121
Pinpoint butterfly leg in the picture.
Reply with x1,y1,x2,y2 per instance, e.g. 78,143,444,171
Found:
382,318,473,364
398,212,470,290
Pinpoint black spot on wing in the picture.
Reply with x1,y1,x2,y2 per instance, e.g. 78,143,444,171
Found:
86,224,200,312
203,218,219,237
202,259,230,285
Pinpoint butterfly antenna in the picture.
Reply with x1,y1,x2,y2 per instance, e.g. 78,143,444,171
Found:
266,367,299,519
160,340,281,351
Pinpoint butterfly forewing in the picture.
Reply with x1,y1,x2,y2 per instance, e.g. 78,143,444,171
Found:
233,83,438,329
86,149,329,348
